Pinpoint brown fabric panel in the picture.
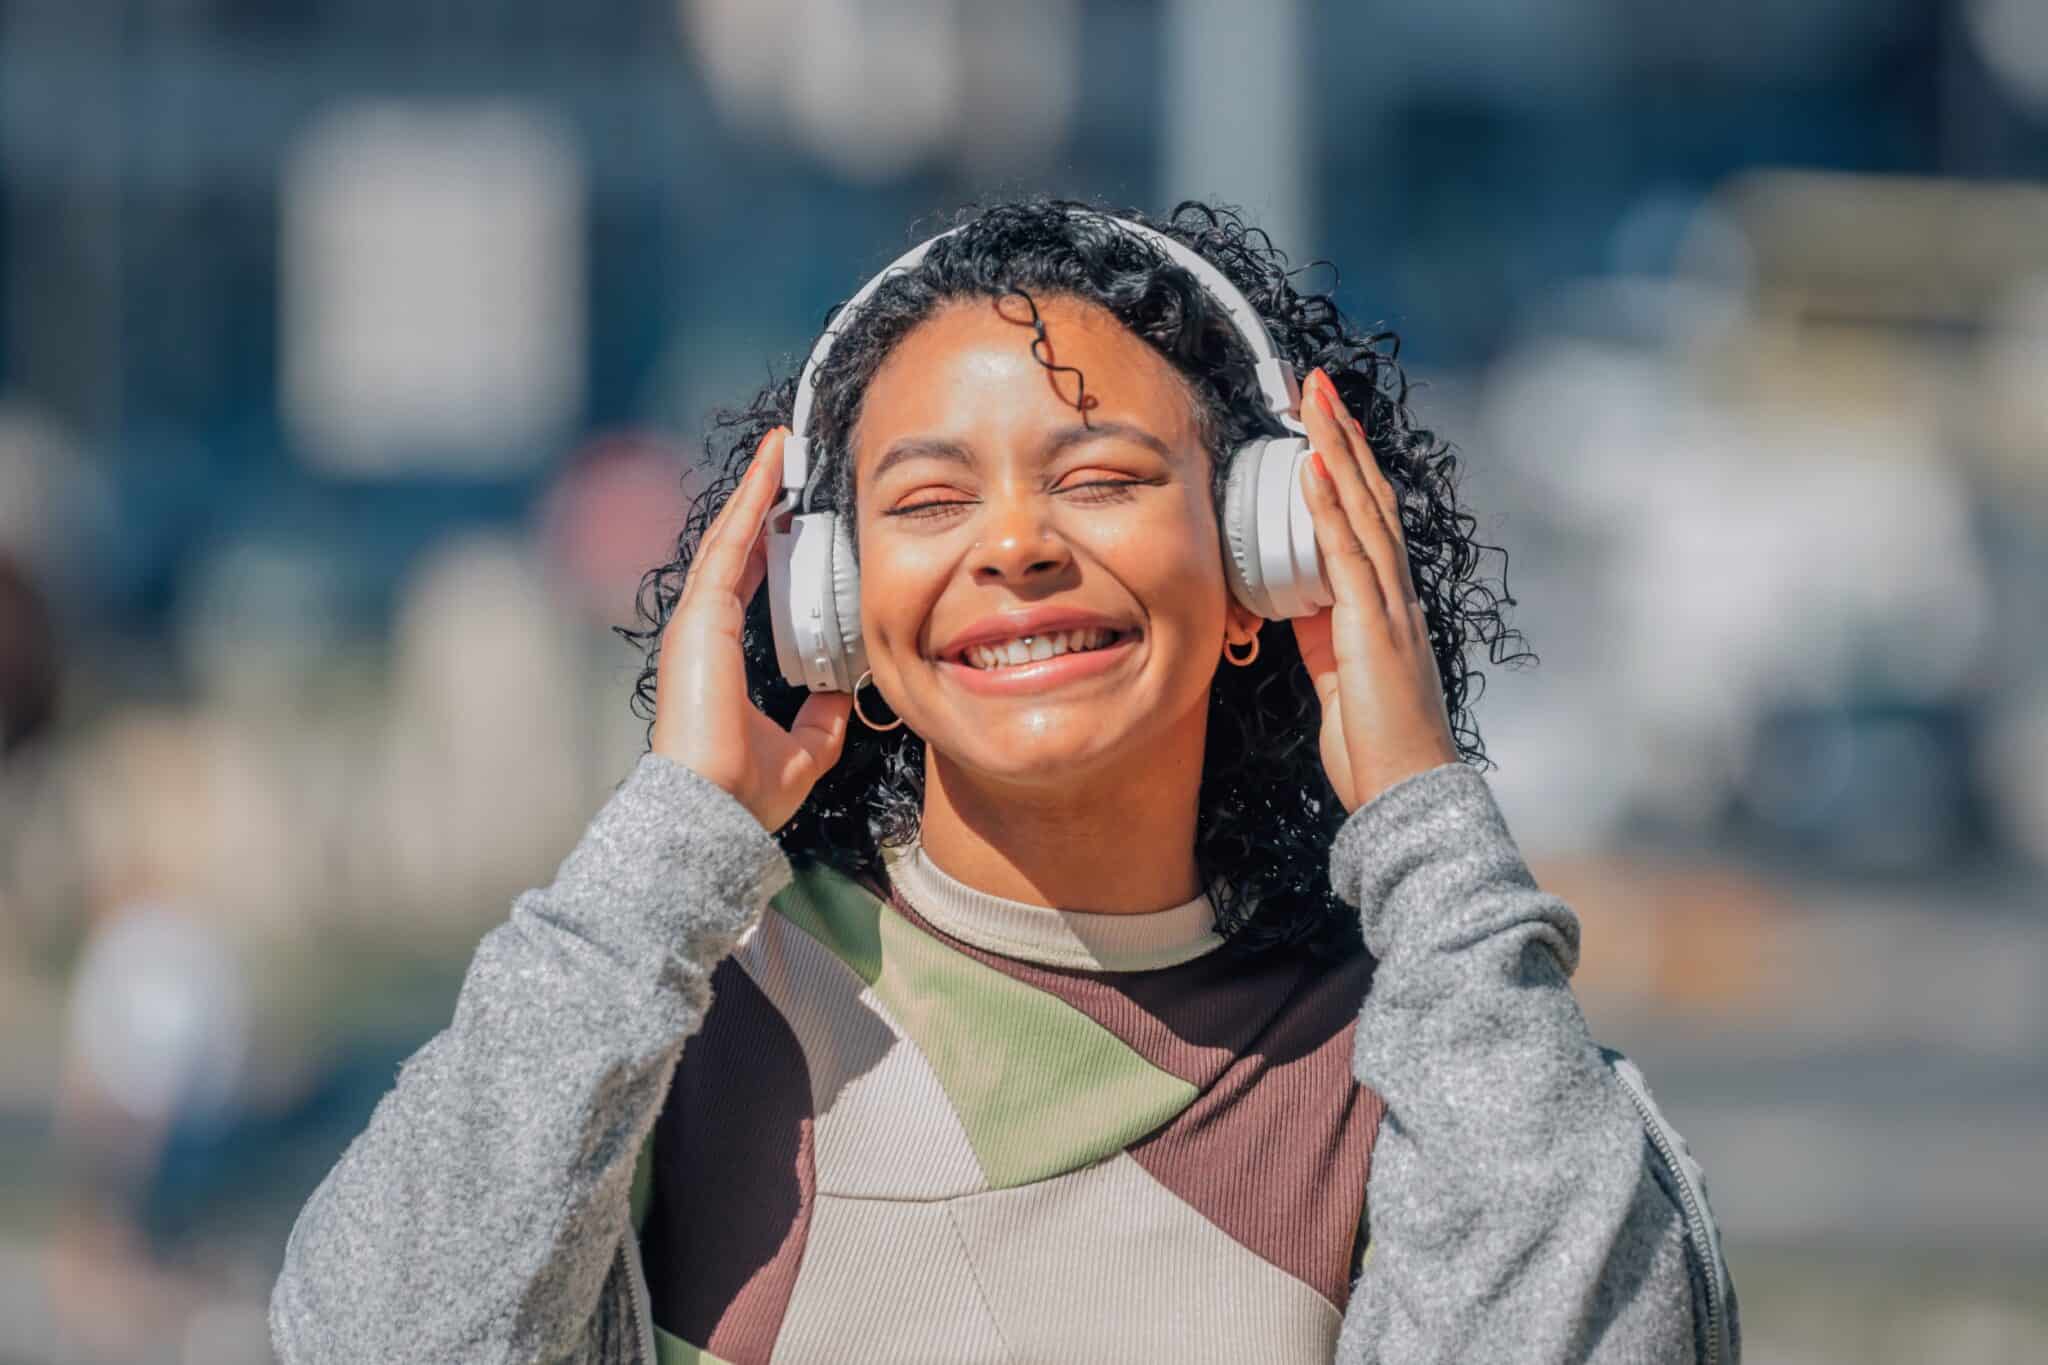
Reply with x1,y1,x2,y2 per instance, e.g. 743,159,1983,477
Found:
874,868,1385,1310
870,872,1317,1084
1127,961,1385,1310
642,956,814,1365
874,869,1373,1089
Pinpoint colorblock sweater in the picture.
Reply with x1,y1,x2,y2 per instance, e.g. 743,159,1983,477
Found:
637,846,1383,1362
269,753,1740,1364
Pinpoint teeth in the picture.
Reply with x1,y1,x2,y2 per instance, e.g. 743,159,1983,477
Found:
962,628,1116,671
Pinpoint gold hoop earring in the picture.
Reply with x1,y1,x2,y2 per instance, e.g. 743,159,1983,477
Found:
852,669,904,732
1223,633,1260,667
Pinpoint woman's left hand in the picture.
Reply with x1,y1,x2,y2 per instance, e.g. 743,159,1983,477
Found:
1292,367,1462,814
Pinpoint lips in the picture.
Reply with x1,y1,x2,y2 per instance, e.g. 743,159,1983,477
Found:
934,632,1140,697
960,626,1121,671
933,606,1135,662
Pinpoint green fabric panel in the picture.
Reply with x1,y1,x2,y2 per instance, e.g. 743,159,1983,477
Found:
630,1126,656,1234
653,1324,736,1365
871,891,1197,1188
769,863,885,984
772,862,1197,1188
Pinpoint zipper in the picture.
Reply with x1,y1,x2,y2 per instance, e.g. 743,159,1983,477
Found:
1605,1050,1730,1365
618,1229,658,1365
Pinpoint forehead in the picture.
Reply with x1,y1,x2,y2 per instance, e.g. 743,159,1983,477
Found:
849,294,1201,471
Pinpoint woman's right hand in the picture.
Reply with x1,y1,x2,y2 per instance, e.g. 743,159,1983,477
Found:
651,426,854,832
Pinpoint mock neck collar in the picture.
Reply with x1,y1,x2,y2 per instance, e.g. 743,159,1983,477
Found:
880,842,1225,972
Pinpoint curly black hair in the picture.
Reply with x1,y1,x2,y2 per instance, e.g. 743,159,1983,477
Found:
618,195,1533,963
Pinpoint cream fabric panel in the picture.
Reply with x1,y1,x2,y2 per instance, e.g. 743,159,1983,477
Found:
769,1194,1012,1365
736,915,987,1200
945,1152,1342,1362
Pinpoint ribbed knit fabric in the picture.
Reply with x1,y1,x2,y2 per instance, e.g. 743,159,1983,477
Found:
881,841,1226,971
637,856,1384,1365
272,752,1734,1365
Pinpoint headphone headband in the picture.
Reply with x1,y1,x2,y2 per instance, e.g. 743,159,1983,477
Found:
780,209,1305,509
764,207,1333,694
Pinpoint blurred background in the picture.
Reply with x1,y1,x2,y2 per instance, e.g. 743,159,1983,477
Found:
1,0,2045,1361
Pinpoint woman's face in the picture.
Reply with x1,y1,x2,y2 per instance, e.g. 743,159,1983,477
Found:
850,293,1257,790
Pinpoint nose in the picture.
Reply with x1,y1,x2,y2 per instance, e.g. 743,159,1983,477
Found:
967,488,1073,587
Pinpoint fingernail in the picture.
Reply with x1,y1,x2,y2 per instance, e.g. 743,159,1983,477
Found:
1311,380,1338,422
1310,449,1331,481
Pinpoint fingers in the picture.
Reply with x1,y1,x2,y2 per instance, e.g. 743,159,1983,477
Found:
690,427,787,604
736,526,770,606
1289,608,1343,709
1319,375,1406,551
1337,388,1420,606
1298,371,1393,619
783,691,853,785
1301,370,1418,611
1298,450,1389,626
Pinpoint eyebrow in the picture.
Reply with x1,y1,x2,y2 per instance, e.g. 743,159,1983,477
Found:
868,420,1176,485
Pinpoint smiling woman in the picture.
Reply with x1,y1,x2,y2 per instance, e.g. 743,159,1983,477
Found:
848,292,1266,913
269,197,1740,1365
635,199,1530,960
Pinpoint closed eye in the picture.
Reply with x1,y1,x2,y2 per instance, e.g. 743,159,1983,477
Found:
1059,477,1160,503
886,476,1161,519
885,496,976,520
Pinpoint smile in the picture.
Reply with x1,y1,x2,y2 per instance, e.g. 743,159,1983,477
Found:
958,627,1124,671
934,629,1140,697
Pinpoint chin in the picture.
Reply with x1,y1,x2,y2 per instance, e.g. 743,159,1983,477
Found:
938,713,1137,786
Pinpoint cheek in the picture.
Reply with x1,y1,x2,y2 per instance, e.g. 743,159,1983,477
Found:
854,532,950,650
1113,501,1228,618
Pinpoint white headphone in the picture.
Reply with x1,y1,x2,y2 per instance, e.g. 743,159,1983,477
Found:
766,210,1333,693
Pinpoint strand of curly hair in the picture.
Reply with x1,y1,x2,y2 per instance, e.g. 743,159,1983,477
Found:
615,194,1535,964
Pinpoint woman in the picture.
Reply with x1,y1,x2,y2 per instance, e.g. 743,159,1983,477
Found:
270,197,1738,1363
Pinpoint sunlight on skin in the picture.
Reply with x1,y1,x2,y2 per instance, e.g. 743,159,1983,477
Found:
848,294,1264,915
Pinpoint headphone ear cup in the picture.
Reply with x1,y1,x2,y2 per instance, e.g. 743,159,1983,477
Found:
828,514,866,690
1227,436,1331,621
1221,444,1273,619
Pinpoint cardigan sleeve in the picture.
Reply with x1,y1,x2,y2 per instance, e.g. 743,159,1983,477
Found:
270,752,792,1364
1327,762,1738,1364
